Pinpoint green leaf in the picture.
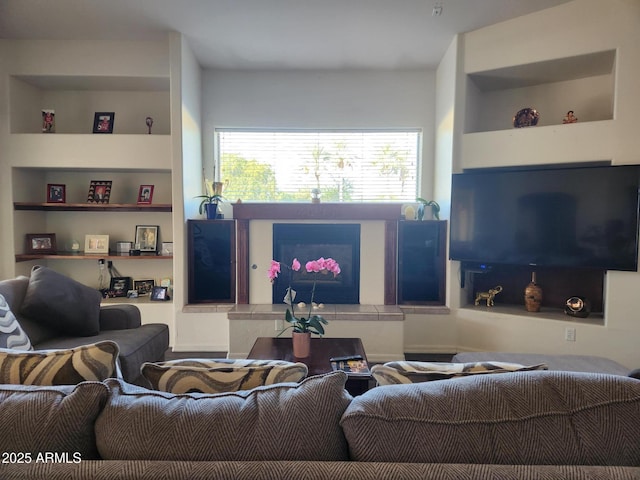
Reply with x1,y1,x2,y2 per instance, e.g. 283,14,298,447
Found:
308,316,325,335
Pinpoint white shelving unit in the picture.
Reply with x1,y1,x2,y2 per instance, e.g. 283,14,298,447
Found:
8,72,175,323
461,50,616,169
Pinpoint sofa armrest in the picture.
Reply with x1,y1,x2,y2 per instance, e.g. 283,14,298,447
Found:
99,304,141,330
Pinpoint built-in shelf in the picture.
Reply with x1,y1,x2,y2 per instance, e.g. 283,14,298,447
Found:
15,252,173,262
14,202,172,212
459,304,604,326
232,202,404,220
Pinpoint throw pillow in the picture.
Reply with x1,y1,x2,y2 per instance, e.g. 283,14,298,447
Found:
0,340,119,385
0,381,108,459
96,371,352,461
141,358,308,393
20,265,102,336
0,293,32,350
371,360,548,385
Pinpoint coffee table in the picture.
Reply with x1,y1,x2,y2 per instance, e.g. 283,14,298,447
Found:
248,337,373,395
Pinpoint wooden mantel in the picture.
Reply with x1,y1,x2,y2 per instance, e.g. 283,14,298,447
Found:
232,202,404,221
232,203,403,305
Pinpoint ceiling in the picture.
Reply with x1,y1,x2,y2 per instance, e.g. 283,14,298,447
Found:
0,0,572,70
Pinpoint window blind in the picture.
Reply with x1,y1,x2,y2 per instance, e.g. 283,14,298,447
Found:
216,129,421,202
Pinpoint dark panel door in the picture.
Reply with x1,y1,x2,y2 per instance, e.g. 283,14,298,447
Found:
188,220,236,303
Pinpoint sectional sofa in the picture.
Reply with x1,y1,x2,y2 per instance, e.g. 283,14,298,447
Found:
0,266,169,384
2,369,640,479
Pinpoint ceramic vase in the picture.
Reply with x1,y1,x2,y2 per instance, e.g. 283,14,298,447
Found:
524,272,543,312
292,331,311,358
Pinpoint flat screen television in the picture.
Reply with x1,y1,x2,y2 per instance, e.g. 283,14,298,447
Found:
449,164,640,271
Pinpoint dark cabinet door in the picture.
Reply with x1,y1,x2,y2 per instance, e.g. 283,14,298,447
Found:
398,221,446,305
188,220,236,303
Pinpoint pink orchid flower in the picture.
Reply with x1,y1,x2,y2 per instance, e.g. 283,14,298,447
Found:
267,260,281,283
291,258,301,271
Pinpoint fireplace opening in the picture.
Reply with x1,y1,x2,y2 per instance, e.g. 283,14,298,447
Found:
272,223,360,304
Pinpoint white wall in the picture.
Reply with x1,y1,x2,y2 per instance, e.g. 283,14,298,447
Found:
202,69,436,199
447,0,640,369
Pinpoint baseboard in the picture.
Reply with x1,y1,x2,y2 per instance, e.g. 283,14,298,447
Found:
172,343,229,353
403,344,460,354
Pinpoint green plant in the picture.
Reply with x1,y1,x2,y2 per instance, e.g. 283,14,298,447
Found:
195,179,226,214
268,257,340,336
417,197,440,220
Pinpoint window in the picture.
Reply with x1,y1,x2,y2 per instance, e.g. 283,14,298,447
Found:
217,129,421,202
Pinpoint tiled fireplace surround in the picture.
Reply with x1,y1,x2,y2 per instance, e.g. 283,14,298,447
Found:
225,203,448,360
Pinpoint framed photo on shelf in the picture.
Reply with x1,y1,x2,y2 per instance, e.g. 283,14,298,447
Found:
42,109,55,133
134,279,155,296
109,277,132,298
25,233,57,254
134,225,158,252
137,185,154,204
150,286,169,301
47,184,66,203
93,112,115,134
84,234,109,254
87,180,112,204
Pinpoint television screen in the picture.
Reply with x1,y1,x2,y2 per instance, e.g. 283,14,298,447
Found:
450,165,640,271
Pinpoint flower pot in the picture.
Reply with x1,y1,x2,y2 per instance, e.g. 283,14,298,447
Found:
292,331,311,358
204,202,218,220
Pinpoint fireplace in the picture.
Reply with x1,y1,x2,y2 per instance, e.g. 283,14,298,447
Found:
272,223,360,304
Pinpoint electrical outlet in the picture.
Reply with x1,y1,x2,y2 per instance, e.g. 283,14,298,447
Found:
565,327,576,342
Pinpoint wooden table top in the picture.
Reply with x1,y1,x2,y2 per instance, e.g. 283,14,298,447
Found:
248,337,369,377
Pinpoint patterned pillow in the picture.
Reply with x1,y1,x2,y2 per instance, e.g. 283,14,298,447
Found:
141,358,308,394
371,361,548,385
0,293,32,350
0,341,120,385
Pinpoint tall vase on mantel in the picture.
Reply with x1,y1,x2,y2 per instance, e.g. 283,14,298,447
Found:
524,272,543,312
292,331,311,358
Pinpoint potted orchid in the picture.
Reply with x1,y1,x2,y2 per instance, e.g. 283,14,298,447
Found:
268,257,341,357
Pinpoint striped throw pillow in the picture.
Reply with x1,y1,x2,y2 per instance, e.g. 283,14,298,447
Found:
141,358,308,394
371,361,548,385
0,341,120,385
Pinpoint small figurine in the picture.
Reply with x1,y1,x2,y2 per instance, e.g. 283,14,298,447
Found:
562,110,578,124
145,116,154,134
474,285,503,307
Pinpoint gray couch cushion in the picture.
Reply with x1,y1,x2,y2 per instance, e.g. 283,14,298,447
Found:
0,381,108,459
452,352,631,376
341,371,640,465
35,324,169,383
96,372,352,461
20,266,102,336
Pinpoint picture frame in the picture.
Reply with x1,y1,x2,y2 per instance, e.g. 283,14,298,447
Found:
161,242,173,256
87,180,112,204
42,109,55,133
47,184,66,203
134,225,159,252
25,233,57,254
84,234,109,254
93,112,115,134
134,279,155,296
109,277,132,298
137,185,154,204
150,286,169,301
